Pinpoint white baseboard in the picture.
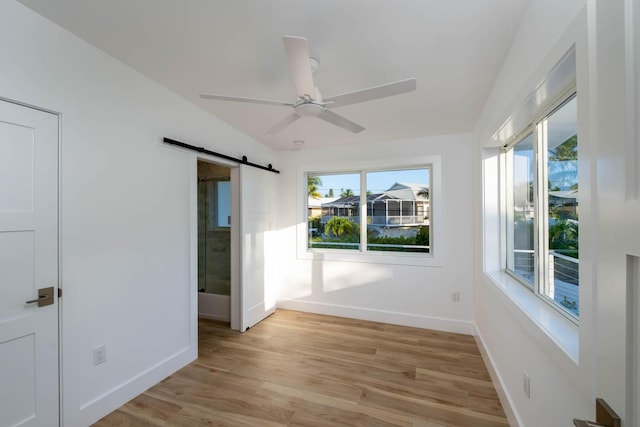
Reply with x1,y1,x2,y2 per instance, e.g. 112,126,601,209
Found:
277,299,475,335
76,345,196,426
474,325,523,427
198,313,230,322
198,293,230,322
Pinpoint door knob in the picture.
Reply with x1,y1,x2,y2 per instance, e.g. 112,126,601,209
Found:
25,287,54,307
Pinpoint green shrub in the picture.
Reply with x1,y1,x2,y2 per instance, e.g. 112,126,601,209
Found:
325,217,356,237
416,226,429,246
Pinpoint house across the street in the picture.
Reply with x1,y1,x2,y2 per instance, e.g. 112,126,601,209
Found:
317,182,429,238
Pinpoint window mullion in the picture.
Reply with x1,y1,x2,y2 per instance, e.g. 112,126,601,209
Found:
360,171,367,253
535,121,549,298
540,120,552,301
504,150,514,271
533,123,541,296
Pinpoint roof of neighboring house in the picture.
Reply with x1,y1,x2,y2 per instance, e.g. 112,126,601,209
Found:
321,182,429,208
322,195,361,208
308,196,339,208
382,182,429,201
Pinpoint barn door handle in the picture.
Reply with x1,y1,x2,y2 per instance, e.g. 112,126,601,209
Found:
25,287,54,307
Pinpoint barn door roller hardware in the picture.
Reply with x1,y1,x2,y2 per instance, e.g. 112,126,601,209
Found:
163,137,280,174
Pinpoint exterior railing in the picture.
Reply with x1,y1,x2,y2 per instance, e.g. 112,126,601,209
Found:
549,251,579,285
512,249,579,285
511,248,579,315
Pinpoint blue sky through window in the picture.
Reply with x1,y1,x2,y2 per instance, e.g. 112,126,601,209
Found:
313,169,429,197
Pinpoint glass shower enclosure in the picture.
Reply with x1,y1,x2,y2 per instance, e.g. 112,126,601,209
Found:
197,160,231,321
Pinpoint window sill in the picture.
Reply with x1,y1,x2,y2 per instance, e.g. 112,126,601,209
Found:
484,270,579,364
300,248,441,267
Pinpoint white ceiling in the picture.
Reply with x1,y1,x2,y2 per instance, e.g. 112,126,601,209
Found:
18,0,529,150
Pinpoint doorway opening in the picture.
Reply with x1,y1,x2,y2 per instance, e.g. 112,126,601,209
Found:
197,160,231,322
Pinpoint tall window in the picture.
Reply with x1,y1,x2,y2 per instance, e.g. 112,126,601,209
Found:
505,94,579,318
307,168,430,254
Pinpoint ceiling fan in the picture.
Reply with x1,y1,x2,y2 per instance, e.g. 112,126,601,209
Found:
200,36,417,135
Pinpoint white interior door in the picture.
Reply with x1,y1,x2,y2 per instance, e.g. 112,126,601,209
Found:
239,164,277,331
0,100,59,427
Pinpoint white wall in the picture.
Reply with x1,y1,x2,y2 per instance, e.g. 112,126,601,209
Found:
6,0,636,426
0,2,277,425
591,0,640,423
472,0,638,425
277,133,475,334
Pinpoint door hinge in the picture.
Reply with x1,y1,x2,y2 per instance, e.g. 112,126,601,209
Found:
58,288,62,298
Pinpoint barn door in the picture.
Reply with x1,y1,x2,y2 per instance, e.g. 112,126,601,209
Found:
239,164,277,331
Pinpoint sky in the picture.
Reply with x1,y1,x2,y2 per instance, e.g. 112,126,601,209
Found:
312,168,429,197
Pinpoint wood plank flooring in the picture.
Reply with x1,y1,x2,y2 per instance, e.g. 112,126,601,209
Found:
93,310,508,426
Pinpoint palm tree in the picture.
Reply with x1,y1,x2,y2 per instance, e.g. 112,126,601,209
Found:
340,188,354,197
549,135,577,161
417,188,429,200
308,176,322,198
549,134,578,191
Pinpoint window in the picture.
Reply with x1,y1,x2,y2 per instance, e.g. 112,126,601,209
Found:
202,178,231,231
504,94,579,319
216,181,231,228
308,172,361,250
506,133,535,287
307,168,430,254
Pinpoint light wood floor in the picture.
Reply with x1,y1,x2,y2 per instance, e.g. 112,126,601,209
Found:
93,310,508,426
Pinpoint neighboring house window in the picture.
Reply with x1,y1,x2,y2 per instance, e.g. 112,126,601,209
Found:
504,93,579,319
307,168,430,254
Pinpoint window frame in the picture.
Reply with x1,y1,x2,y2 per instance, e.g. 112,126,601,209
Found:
203,177,232,232
215,180,232,229
501,88,579,323
297,156,442,267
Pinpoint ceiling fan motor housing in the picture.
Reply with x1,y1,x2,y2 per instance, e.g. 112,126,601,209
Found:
294,101,325,117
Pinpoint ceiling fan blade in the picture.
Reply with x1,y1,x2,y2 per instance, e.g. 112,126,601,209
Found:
319,110,365,134
200,94,293,107
266,113,301,135
283,36,316,100
323,78,417,108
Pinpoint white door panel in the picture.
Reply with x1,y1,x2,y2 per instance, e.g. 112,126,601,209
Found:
0,231,35,324
0,100,59,427
240,165,276,331
0,121,34,212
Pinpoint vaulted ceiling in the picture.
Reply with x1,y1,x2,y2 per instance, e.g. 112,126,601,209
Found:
19,0,529,150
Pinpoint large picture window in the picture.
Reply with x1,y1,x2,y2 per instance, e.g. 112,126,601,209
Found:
307,168,430,254
504,94,579,319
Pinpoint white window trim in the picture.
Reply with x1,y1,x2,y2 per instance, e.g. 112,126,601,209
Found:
483,147,580,365
296,155,442,267
500,90,579,324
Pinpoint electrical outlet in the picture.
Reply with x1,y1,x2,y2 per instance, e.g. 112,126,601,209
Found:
523,372,531,398
452,291,460,302
93,346,106,366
